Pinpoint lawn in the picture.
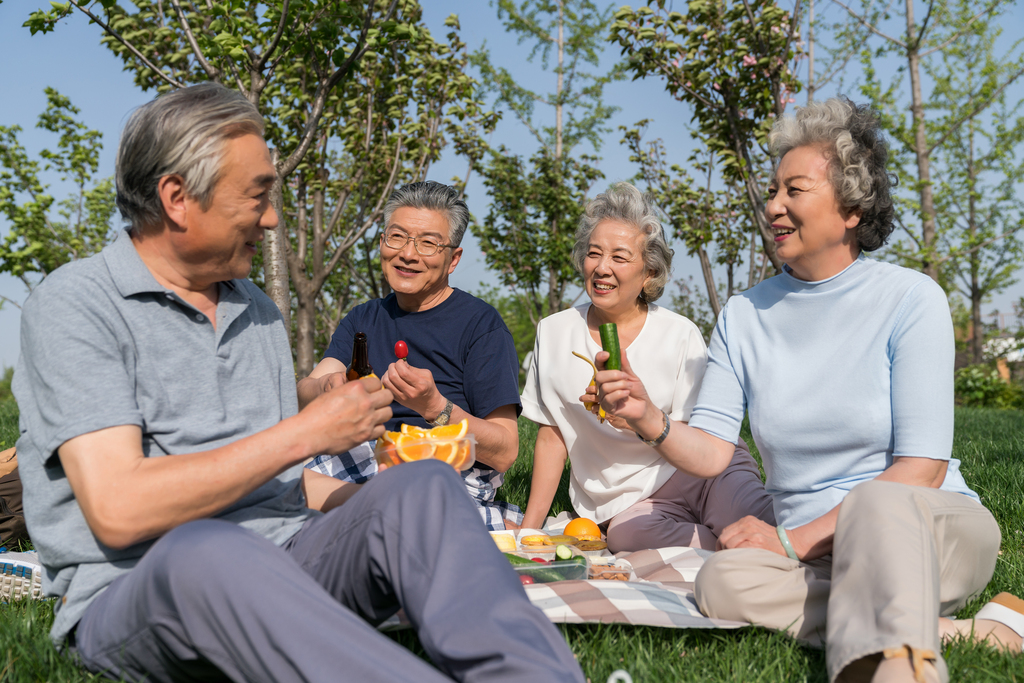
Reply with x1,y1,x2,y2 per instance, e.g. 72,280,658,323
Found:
1,399,1023,682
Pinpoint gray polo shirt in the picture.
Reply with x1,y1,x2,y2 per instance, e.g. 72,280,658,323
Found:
13,229,314,644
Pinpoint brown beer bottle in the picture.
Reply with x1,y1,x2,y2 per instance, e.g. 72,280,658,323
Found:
346,332,376,380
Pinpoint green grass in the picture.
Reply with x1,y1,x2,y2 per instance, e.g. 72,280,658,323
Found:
2,398,1024,681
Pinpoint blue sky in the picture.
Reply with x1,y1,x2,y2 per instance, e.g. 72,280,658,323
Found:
1,0,1022,370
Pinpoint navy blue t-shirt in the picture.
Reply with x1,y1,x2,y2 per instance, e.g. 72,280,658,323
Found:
323,289,522,439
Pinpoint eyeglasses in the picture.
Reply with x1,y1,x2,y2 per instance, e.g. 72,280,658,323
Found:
381,230,454,257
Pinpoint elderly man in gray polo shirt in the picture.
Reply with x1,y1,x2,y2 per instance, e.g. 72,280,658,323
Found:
12,83,583,683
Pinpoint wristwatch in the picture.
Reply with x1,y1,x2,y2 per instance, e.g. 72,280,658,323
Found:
430,399,455,426
636,409,671,447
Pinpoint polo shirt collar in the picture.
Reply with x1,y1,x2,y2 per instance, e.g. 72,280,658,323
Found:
104,228,250,305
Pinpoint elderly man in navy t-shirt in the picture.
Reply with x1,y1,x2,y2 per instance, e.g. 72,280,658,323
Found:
297,181,524,530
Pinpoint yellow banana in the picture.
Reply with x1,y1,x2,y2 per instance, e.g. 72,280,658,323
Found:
571,351,607,423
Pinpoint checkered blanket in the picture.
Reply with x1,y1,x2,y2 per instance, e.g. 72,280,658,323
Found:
379,547,747,631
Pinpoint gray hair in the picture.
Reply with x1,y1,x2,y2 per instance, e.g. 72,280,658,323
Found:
572,182,674,303
116,82,265,229
768,97,896,251
382,181,470,247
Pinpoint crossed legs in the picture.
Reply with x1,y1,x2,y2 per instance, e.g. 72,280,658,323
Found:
694,481,1001,683
75,460,583,683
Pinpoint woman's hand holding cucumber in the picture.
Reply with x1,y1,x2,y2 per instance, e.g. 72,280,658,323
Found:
592,349,663,440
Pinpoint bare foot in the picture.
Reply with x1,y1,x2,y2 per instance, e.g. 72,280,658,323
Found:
940,617,1023,652
871,657,939,683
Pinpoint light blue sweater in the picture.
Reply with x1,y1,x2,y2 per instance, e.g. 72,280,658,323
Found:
688,256,977,528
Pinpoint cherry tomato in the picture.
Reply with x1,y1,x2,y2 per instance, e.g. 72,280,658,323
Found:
394,340,408,359
530,558,548,564
519,575,535,585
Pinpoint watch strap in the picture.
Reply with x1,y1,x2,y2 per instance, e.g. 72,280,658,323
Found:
430,399,454,426
636,409,671,447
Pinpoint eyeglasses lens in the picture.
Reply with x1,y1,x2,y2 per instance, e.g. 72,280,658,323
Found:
384,232,442,256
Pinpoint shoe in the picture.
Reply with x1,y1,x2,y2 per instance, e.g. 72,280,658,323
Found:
974,593,1024,651
0,550,43,602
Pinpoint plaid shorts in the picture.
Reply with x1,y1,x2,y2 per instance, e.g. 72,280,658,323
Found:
305,443,522,531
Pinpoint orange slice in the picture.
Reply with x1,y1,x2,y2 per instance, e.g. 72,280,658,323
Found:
429,419,468,440
434,440,460,466
448,440,472,470
400,423,429,438
395,434,436,462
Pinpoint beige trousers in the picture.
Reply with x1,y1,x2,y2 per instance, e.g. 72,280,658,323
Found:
693,480,1001,683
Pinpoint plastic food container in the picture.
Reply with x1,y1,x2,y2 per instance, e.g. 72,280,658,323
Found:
513,556,589,583
374,434,476,471
588,558,632,581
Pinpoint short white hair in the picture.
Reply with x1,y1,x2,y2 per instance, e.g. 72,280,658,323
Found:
116,82,265,228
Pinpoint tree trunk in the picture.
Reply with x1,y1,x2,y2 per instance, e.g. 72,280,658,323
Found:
741,171,783,273
266,148,292,341
294,286,317,377
807,0,815,103
698,246,722,316
906,0,939,282
968,129,982,365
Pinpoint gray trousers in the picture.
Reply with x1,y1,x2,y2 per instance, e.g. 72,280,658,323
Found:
694,481,1001,683
74,460,584,683
606,440,775,552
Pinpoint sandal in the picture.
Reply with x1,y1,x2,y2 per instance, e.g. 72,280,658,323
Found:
881,645,938,683
973,593,1024,651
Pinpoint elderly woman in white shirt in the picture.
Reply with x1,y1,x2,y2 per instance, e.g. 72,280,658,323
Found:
519,182,774,552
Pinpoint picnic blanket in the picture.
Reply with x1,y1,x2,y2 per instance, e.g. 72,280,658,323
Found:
521,547,746,629
378,546,747,631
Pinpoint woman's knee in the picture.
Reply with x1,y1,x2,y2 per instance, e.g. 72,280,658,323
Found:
694,550,760,620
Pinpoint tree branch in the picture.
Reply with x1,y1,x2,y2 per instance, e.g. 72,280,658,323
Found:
68,1,185,89
253,0,291,73
278,0,401,178
934,224,1023,265
926,64,1024,156
168,0,221,81
829,0,907,47
919,0,1004,57
0,294,22,310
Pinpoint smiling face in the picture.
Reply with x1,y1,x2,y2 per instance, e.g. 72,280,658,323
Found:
380,206,463,311
767,145,862,282
177,133,278,283
583,219,650,317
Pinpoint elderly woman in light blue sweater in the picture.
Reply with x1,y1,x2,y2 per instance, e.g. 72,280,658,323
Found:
592,98,1022,683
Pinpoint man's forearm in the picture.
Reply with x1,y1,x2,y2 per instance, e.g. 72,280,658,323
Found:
296,376,321,410
447,405,518,472
62,378,393,550
60,417,316,550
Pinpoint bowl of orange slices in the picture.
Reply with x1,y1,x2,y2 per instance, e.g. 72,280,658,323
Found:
374,419,476,472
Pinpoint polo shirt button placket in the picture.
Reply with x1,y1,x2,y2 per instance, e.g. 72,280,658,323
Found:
195,313,204,322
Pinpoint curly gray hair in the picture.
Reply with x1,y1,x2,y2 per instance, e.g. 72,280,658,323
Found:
572,182,673,303
116,82,266,229
768,97,896,251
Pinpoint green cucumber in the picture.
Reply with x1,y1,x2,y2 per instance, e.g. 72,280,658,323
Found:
505,553,573,583
554,544,573,561
599,323,621,370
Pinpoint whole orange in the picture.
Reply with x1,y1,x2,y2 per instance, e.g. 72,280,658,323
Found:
564,517,601,541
